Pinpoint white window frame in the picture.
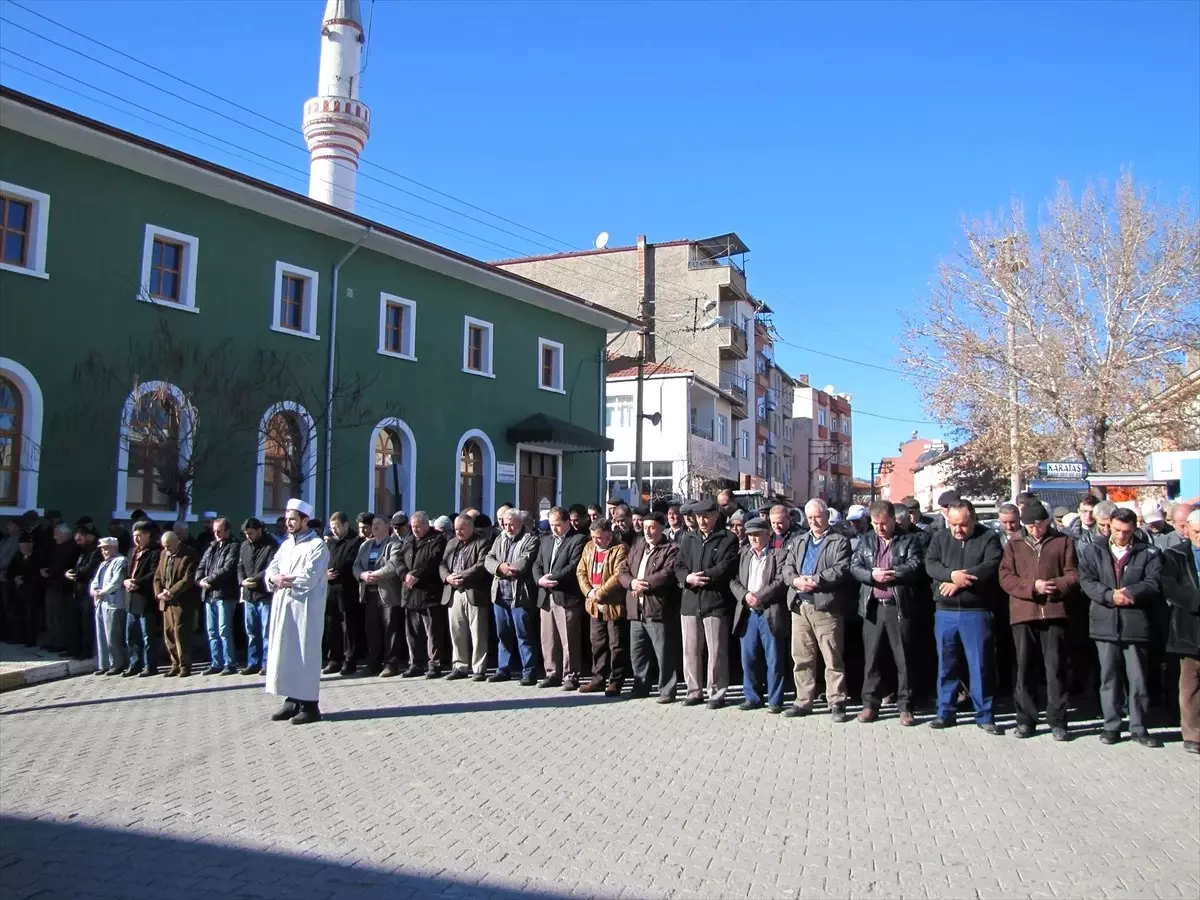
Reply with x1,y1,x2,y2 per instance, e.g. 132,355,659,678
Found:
367,416,418,516
818,408,827,427
378,293,417,361
271,261,321,341
113,380,198,523
452,428,495,516
716,413,728,446
843,418,851,436
537,338,565,393
0,357,44,516
605,395,634,429
462,316,495,378
740,431,750,459
138,224,200,313
0,181,50,280
254,400,318,519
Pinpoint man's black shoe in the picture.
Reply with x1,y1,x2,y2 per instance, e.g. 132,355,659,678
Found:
656,695,676,705
203,666,221,676
1131,731,1162,749
1184,741,1200,754
706,698,724,710
682,697,704,707
767,704,784,714
471,672,488,682
1052,727,1070,742
289,704,322,725
220,666,238,676
737,701,763,711
271,701,299,722
321,662,340,675
446,669,469,681
1099,730,1120,745
238,666,258,676
401,667,423,678
627,687,651,699
137,669,156,678
487,672,511,683
783,705,812,719
339,665,357,677
977,722,1004,736
1015,724,1036,739
928,717,955,730
537,677,561,688
520,675,538,687
830,704,850,723
121,668,140,678
425,669,444,679
561,678,579,691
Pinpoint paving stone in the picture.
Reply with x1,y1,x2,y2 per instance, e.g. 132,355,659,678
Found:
0,672,1196,899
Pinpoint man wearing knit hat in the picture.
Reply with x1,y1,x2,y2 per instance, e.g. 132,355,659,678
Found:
264,498,330,725
999,501,1079,740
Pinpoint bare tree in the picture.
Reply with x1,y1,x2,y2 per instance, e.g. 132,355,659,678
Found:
59,313,386,518
904,171,1200,476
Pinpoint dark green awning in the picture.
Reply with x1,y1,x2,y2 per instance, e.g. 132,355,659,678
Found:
507,414,613,453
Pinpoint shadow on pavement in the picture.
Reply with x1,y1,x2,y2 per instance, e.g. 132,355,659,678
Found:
0,680,272,716
324,693,615,721
0,816,573,900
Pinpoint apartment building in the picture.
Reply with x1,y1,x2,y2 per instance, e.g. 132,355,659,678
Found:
495,233,764,486
791,383,854,509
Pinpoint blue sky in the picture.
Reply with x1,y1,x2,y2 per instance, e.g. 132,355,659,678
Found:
2,0,1197,474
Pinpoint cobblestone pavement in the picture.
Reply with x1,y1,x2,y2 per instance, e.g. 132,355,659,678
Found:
1,670,1197,900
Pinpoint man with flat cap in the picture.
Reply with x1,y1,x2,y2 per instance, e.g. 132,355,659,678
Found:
999,500,1079,740
674,497,740,709
264,498,331,725
730,517,789,713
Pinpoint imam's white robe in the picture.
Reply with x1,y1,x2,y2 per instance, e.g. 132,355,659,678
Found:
264,529,330,702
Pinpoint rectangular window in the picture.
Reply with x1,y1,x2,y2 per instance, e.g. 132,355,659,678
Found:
843,418,851,435
740,431,750,459
463,316,494,377
538,338,564,392
605,395,634,428
756,396,767,420
716,414,728,446
150,238,183,302
378,293,416,360
0,195,31,267
271,261,320,339
830,413,838,432
818,408,827,428
0,182,49,279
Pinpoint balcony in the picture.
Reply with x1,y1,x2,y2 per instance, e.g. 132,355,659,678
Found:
720,374,750,419
689,421,715,441
717,322,748,360
765,388,778,412
690,433,736,480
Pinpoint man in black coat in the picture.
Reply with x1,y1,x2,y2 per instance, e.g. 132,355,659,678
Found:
195,518,241,676
122,521,161,676
237,517,277,676
673,498,740,709
924,499,1004,734
399,511,449,677
532,506,587,689
1162,508,1200,754
323,511,365,676
65,526,102,660
850,500,926,725
1079,506,1164,748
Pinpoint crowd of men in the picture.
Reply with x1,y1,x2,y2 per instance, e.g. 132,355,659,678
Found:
1,488,1197,745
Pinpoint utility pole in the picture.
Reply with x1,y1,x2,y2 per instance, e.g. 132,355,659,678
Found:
996,235,1023,502
633,345,645,506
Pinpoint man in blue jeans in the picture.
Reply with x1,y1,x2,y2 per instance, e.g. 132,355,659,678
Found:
483,509,540,685
924,499,1005,735
730,518,789,713
238,517,277,676
196,517,241,676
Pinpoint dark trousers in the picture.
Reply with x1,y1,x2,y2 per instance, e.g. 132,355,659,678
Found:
1013,620,1068,728
324,594,345,665
935,609,994,723
629,617,679,699
405,606,449,672
740,610,785,707
10,589,38,646
364,592,407,672
68,592,95,659
1096,640,1150,734
862,603,912,713
324,588,366,666
589,617,628,683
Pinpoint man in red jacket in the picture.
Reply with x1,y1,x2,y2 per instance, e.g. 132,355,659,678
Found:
999,501,1079,741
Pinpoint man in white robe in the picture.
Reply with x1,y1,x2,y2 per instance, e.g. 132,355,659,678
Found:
265,498,331,724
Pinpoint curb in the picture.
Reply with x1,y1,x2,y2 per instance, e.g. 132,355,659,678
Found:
0,657,95,692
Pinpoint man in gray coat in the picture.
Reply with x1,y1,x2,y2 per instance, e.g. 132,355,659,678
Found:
440,514,492,682
484,509,540,685
782,498,854,722
354,515,403,676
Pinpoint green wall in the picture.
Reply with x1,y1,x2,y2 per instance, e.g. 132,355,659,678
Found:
0,128,606,522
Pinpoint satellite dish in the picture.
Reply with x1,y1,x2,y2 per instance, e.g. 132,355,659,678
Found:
594,231,610,250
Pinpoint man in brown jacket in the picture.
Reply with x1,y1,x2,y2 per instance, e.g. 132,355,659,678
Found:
619,513,680,702
153,530,199,677
999,500,1079,740
575,519,628,696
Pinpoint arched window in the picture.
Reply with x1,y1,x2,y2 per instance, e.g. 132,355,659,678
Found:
124,388,182,512
366,417,416,516
459,439,484,512
0,376,21,506
262,412,304,518
373,427,404,517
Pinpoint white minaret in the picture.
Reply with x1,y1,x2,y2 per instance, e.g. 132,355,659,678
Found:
302,0,371,211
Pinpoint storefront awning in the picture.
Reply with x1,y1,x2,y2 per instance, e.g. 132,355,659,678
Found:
507,414,613,453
